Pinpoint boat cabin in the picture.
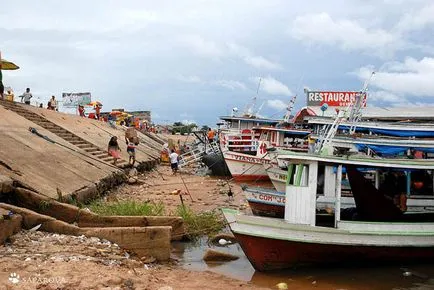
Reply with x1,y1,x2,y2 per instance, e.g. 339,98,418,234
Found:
279,152,434,227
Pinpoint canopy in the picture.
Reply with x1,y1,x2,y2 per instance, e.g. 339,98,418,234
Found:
1,59,20,70
88,101,102,107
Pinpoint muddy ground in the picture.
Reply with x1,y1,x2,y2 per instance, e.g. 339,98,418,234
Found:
0,165,270,290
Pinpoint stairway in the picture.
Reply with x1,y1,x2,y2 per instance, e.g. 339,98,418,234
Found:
0,100,129,168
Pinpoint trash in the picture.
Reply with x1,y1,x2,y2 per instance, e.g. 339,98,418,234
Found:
218,239,231,246
276,282,288,289
24,257,31,262
28,224,42,232
312,280,317,285
403,271,412,277
158,286,173,290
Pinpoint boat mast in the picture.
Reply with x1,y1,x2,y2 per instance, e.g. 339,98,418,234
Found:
314,71,375,155
283,95,297,123
243,77,262,117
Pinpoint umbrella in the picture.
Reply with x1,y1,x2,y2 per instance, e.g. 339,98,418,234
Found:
1,59,20,70
88,101,102,107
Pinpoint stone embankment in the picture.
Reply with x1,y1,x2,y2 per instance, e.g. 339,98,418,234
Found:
0,101,182,261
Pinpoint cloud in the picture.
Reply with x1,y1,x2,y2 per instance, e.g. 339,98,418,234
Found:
227,43,281,70
214,80,247,90
267,99,288,110
356,57,434,97
368,90,406,103
396,3,434,33
290,12,398,54
252,76,292,96
244,56,282,70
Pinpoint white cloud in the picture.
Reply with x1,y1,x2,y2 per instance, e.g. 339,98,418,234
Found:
267,99,288,110
214,80,247,90
396,3,434,32
290,12,398,53
227,42,281,70
252,76,292,96
244,56,281,70
356,57,434,97
368,90,406,103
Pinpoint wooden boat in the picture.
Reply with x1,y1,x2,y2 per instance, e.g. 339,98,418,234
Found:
223,152,434,271
221,126,310,181
243,186,285,218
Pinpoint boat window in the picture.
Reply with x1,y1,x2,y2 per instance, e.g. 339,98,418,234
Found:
286,163,309,187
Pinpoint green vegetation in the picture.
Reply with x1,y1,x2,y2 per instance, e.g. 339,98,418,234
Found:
171,121,197,135
88,200,166,216
87,200,224,239
175,205,224,240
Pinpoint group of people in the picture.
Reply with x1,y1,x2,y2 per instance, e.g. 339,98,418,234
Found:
107,134,140,166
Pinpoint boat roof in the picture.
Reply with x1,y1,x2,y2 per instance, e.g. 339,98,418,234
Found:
219,115,281,124
252,126,310,135
304,106,434,121
277,151,434,170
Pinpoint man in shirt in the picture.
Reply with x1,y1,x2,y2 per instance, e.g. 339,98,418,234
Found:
21,88,33,105
169,149,179,174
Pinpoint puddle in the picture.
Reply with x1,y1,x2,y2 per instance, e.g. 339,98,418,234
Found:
172,235,434,289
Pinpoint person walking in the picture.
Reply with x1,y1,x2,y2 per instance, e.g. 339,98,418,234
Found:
107,136,121,166
20,88,33,105
169,149,179,174
126,137,138,166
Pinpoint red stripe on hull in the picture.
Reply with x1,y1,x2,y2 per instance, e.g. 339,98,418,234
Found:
232,174,270,182
233,233,434,272
248,201,284,218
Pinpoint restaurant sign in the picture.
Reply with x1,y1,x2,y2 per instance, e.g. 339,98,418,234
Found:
306,91,367,107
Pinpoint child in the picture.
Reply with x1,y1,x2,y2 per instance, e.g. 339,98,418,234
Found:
107,136,121,165
127,137,138,166
169,149,179,174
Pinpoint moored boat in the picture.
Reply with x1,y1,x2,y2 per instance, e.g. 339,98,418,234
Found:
224,152,434,271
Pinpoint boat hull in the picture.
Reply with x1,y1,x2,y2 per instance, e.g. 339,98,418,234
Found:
223,151,271,181
234,232,434,271
244,187,286,218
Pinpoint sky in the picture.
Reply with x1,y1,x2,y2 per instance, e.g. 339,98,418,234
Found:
2,0,434,126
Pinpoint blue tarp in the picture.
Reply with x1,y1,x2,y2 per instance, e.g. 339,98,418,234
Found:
355,144,434,156
338,125,434,138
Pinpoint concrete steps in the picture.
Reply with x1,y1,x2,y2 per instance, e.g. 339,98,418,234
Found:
0,100,130,169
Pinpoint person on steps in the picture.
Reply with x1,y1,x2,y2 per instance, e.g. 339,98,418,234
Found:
107,136,121,166
126,137,138,166
20,88,33,105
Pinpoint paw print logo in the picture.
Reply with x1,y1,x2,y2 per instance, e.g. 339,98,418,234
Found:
8,273,20,284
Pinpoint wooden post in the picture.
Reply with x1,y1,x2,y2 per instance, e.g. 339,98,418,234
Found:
334,165,342,228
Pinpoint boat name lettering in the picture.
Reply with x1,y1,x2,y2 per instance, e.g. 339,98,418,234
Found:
231,154,270,164
258,194,286,204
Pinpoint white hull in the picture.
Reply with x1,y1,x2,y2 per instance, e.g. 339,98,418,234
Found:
223,151,271,181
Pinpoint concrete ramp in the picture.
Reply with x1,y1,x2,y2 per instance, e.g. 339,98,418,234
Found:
0,106,122,199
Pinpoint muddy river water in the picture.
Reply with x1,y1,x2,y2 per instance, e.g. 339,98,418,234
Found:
172,238,434,289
